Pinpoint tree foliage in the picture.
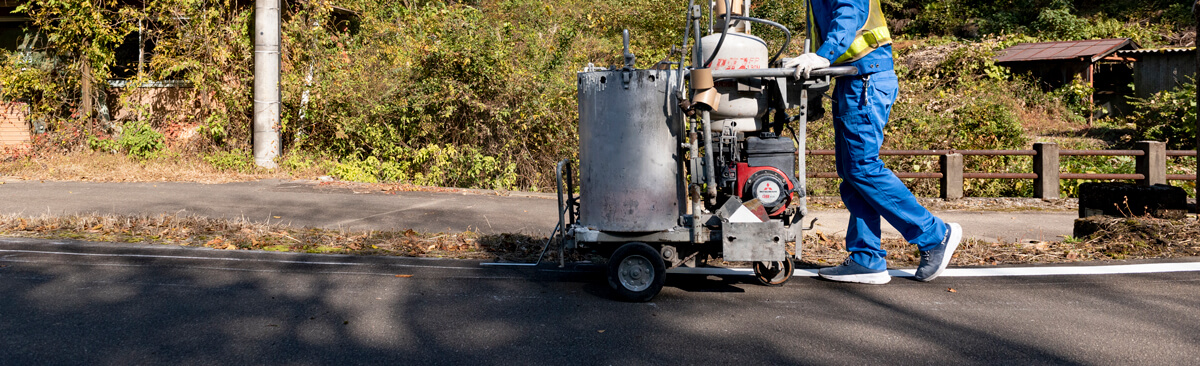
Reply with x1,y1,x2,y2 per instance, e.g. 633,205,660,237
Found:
0,0,1193,192
1127,77,1197,150
4,0,137,118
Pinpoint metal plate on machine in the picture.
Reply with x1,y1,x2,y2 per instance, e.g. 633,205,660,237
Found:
576,69,684,232
721,221,786,262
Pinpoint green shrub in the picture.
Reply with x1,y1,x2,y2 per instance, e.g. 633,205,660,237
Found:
330,144,517,189
331,156,386,183
5,0,1193,194
203,149,256,173
1060,154,1136,197
87,136,120,154
1127,77,1196,150
117,121,165,160
887,0,1187,45
280,152,317,172
952,101,1028,149
1032,7,1089,40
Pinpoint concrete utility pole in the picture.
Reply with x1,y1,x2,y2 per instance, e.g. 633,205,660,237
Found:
253,0,281,168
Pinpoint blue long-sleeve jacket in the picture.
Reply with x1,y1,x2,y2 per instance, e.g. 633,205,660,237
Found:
808,0,893,75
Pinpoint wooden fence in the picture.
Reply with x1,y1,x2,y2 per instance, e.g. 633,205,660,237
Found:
806,141,1198,200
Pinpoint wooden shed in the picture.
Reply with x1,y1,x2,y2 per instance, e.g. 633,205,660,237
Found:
995,38,1138,118
1117,47,1196,99
1,102,30,149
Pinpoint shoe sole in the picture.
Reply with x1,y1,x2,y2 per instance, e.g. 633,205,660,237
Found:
818,271,891,285
919,222,962,282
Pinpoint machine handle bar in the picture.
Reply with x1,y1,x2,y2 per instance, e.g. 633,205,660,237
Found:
709,66,858,79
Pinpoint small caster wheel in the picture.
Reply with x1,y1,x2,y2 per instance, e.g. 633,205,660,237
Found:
607,242,666,302
753,258,794,286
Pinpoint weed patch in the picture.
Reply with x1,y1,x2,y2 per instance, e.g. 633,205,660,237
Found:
2,212,1195,268
0,213,550,262
801,214,1200,268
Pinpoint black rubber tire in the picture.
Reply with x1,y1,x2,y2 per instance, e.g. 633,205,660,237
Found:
753,258,795,287
607,242,666,302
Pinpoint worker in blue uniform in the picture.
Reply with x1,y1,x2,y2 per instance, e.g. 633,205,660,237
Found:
785,0,962,284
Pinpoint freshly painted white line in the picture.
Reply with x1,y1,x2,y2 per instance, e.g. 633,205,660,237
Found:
0,249,481,270
924,262,1200,277
6,247,1200,278
667,262,1200,277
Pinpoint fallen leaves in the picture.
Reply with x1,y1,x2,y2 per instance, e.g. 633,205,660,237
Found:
394,274,413,278
28,212,1196,268
947,288,957,293
0,212,520,259
801,215,1200,268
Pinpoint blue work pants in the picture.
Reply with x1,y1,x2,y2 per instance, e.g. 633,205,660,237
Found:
832,70,946,271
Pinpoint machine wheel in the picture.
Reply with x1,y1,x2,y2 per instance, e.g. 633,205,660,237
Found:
607,242,666,302
753,258,794,287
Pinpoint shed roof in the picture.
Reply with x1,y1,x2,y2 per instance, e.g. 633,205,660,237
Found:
1117,47,1194,55
996,38,1137,64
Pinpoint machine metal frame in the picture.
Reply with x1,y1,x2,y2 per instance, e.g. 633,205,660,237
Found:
553,3,857,301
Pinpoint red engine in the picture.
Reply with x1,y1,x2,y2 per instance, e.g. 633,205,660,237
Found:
734,163,793,216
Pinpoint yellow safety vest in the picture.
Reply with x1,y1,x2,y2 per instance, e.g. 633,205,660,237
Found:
807,0,893,65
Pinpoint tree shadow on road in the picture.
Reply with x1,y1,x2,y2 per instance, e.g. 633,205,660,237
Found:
2,240,1198,364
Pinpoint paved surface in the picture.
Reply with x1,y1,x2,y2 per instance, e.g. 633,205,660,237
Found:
810,209,1076,243
2,238,1198,365
0,180,1077,242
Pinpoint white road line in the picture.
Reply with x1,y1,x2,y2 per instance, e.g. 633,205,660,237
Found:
914,262,1200,277
667,262,1200,277
332,199,446,227
0,249,481,270
6,247,1200,278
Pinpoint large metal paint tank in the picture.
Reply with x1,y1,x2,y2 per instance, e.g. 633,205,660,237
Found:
576,69,683,232
700,32,769,132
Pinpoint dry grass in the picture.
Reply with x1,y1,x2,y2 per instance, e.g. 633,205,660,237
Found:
0,150,323,183
3,212,1196,268
0,213,545,262
801,215,1200,268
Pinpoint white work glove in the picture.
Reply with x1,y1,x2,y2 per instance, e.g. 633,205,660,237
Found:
784,53,831,79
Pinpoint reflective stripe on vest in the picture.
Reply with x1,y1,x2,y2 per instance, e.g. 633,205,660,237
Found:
807,0,893,65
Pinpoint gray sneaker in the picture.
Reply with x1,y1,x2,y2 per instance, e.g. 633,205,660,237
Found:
818,258,890,284
915,222,962,282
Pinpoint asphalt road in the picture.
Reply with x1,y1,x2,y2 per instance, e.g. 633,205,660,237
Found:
0,180,1077,242
2,238,1198,365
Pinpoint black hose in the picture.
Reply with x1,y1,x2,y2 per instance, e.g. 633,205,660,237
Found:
726,15,791,64
701,0,734,68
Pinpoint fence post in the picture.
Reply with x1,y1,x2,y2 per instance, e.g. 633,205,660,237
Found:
1135,141,1166,186
1034,142,1060,200
941,153,963,200
1193,0,1199,200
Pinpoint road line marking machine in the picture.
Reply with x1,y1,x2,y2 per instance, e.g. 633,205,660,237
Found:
545,0,854,301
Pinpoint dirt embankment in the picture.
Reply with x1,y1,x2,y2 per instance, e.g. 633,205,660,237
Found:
2,209,1196,268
